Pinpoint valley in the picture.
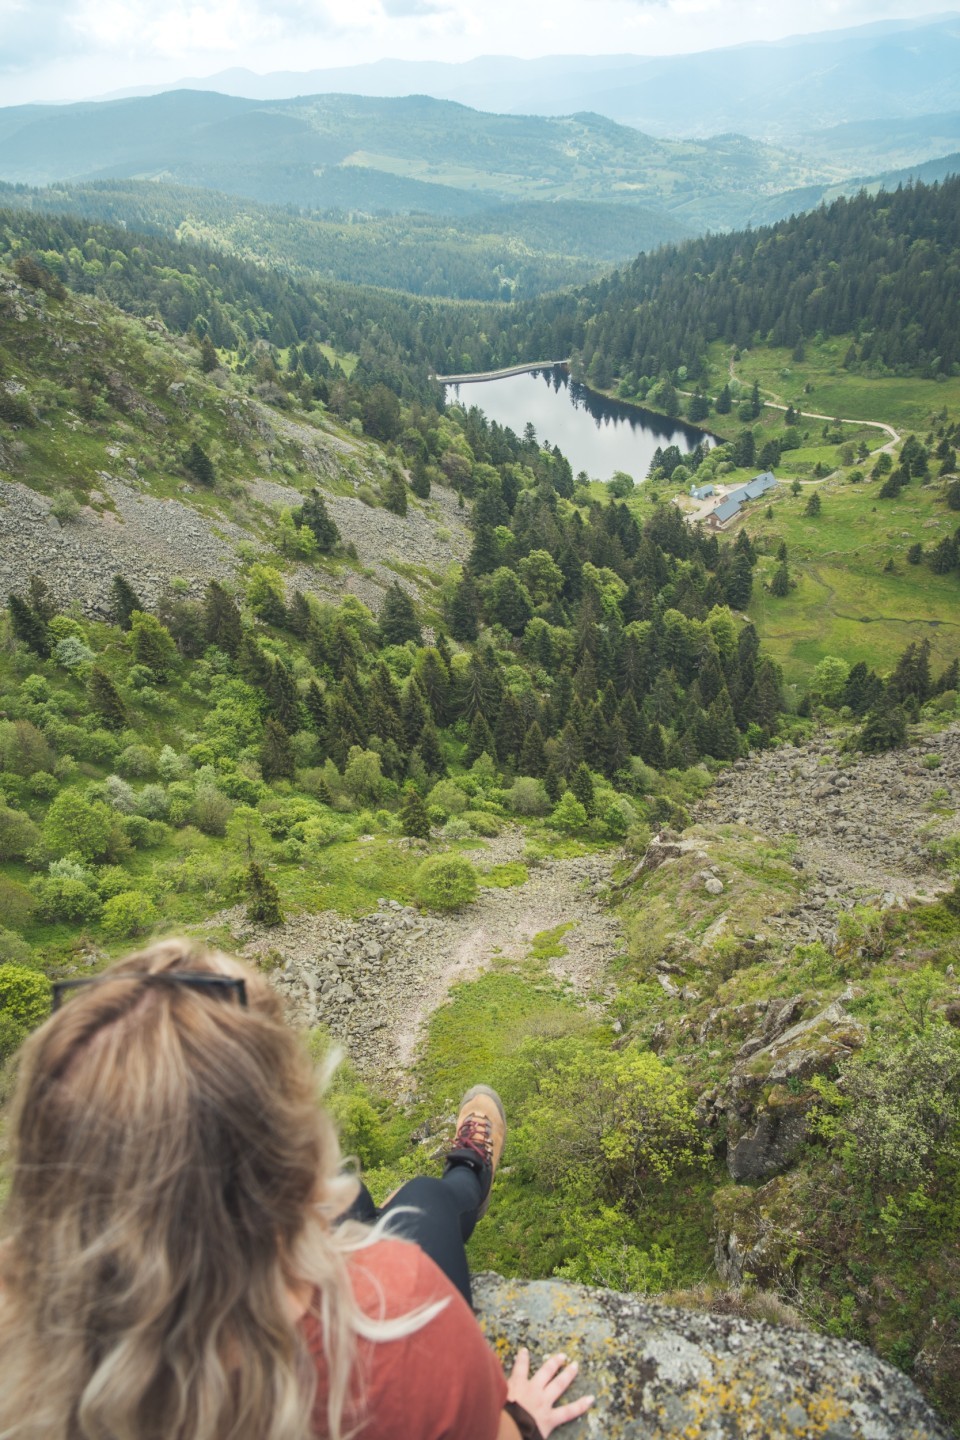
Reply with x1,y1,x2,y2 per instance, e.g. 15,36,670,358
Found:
2,29,960,1433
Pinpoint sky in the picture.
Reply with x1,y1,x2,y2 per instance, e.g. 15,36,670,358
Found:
0,0,946,107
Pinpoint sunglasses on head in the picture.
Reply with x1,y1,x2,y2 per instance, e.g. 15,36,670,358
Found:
50,972,248,1012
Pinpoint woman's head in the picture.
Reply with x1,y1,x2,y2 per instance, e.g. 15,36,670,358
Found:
0,939,344,1440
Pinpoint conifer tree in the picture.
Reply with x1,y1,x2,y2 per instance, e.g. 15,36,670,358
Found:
448,573,480,641
543,761,563,804
184,441,215,487
260,719,295,780
493,692,524,765
268,659,302,733
246,861,283,926
129,612,176,680
401,678,428,749
383,468,408,516
27,575,56,623
641,721,667,770
416,718,445,776
409,457,431,499
519,721,546,777
399,784,431,840
379,583,422,647
7,593,50,656
570,762,595,814
238,633,272,688
202,580,243,655
88,666,128,731
465,711,495,766
296,490,340,552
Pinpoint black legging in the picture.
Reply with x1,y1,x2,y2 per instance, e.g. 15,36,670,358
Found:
338,1165,484,1307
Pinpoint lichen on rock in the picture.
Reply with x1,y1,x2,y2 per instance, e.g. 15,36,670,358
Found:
473,1274,951,1437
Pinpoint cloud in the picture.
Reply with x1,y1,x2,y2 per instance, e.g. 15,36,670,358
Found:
381,0,447,14
0,0,87,70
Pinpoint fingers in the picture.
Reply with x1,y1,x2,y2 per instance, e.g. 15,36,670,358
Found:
535,1354,580,1403
553,1393,595,1425
508,1345,531,1389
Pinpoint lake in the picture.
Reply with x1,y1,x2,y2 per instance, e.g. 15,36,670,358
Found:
443,365,712,482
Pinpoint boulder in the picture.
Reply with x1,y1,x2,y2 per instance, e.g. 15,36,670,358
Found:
473,1274,950,1438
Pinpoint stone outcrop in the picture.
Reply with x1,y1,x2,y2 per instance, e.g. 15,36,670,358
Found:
698,726,960,912
474,1274,951,1438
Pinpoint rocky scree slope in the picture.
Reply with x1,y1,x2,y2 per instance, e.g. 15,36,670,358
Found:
0,269,468,614
211,828,621,1089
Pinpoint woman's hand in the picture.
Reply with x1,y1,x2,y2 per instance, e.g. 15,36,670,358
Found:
506,1346,594,1438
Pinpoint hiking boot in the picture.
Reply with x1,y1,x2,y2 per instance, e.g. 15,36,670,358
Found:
444,1085,507,1219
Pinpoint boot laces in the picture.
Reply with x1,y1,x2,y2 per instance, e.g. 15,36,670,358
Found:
453,1112,493,1167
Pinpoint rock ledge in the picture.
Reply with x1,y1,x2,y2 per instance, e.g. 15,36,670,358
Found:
474,1275,950,1438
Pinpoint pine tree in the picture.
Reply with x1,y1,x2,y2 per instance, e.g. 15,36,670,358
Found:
416,718,445,775
129,612,176,680
570,762,595,814
7,593,50,656
184,441,215,487
379,583,422,647
410,458,431,499
27,575,56,622
770,562,791,597
383,468,408,516
465,711,495,766
805,491,823,517
260,719,295,780
88,666,128,730
199,335,219,373
401,678,428,749
493,692,524,765
448,573,480,642
202,580,243,656
297,490,340,552
399,784,431,839
268,659,302,732
640,721,667,770
519,721,546,777
246,861,283,926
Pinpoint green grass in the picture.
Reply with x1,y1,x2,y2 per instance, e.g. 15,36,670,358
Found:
706,337,960,433
742,475,960,684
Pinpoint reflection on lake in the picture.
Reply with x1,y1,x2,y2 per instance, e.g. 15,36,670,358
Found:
444,366,713,482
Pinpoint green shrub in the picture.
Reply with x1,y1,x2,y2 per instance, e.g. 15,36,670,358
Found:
0,804,39,860
506,777,550,816
461,810,501,837
414,854,479,912
102,890,159,940
515,1041,705,1209
0,927,31,966
32,859,103,924
426,779,469,817
550,791,589,834
0,963,51,1061
840,1022,960,1187
41,789,122,861
0,876,36,929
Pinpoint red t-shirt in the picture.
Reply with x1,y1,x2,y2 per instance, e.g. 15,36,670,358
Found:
301,1237,508,1439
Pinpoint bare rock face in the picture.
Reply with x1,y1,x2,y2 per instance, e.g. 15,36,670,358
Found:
473,1275,951,1438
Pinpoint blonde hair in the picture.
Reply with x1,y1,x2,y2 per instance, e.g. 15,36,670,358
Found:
0,940,441,1440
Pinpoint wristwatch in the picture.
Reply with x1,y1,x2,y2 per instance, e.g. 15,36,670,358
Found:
504,1400,544,1440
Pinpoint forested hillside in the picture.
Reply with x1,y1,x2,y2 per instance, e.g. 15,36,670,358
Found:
444,176,960,390
0,180,691,301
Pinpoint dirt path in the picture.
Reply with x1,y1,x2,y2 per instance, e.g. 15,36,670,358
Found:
222,830,623,1088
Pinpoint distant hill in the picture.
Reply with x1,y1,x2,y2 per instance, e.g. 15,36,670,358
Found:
0,179,693,300
440,174,960,384
93,15,960,155
0,91,834,235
